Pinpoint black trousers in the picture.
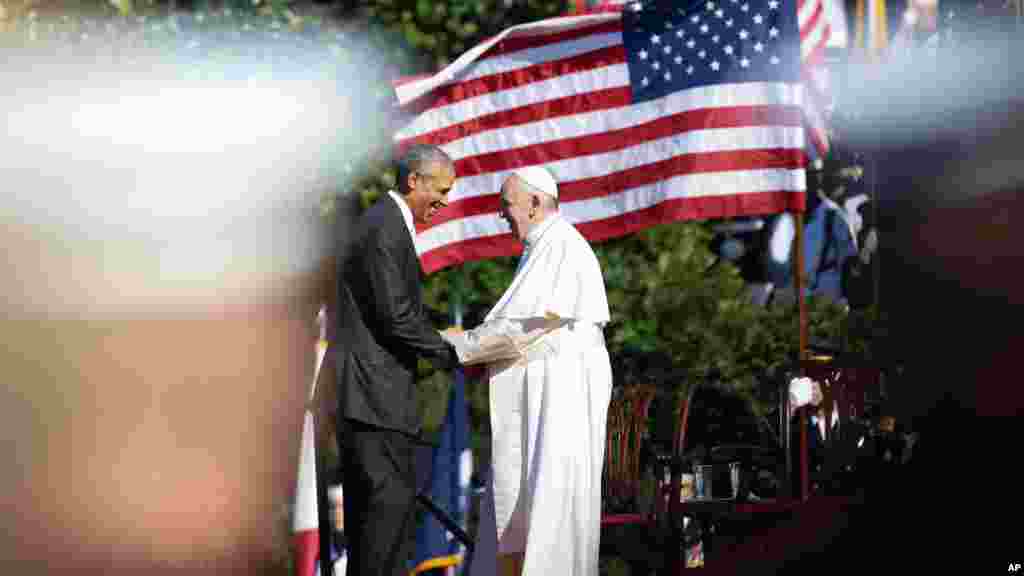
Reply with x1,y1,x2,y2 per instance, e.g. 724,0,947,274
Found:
340,420,418,576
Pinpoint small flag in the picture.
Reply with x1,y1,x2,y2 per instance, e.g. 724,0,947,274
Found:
412,370,472,575
293,308,330,576
293,410,320,576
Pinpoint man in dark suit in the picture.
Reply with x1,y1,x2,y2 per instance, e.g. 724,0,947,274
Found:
335,144,460,576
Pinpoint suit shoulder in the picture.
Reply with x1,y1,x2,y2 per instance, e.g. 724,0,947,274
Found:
365,196,396,220
360,198,394,227
355,199,401,243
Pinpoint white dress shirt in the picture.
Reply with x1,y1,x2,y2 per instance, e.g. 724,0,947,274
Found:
387,190,416,244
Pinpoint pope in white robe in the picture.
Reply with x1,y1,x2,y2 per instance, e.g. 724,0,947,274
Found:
445,166,612,576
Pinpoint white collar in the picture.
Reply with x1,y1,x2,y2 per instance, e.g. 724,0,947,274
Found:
524,213,559,248
387,190,416,241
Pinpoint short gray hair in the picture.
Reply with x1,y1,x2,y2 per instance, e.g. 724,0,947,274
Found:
396,144,453,194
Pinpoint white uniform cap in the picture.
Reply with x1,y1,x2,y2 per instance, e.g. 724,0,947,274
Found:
510,166,558,199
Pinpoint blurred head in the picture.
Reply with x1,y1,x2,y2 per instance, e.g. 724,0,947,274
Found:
836,29,1024,420
0,295,316,576
498,167,559,242
0,12,381,575
396,145,455,225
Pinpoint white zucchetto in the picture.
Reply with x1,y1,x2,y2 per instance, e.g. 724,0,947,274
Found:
509,166,558,199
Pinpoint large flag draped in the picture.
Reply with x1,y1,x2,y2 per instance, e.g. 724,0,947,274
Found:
395,0,808,274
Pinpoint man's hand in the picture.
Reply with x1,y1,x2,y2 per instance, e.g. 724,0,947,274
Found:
440,326,464,338
439,326,466,373
437,326,486,378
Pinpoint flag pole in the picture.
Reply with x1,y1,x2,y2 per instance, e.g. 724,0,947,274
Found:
792,209,810,501
451,266,465,329
449,266,471,574
794,211,808,362
869,148,880,316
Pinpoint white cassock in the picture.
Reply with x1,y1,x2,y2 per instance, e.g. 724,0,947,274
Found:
456,215,612,576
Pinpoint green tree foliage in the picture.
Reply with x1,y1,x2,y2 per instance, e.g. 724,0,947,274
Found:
350,0,569,73
586,222,849,413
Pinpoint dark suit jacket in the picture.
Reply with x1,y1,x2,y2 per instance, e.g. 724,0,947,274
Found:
335,194,457,436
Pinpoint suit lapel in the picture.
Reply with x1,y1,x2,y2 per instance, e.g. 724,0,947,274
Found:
383,194,422,297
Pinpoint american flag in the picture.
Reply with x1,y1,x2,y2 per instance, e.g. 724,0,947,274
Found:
577,0,834,156
395,0,808,274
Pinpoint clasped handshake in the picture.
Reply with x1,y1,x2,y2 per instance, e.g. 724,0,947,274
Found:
438,312,565,379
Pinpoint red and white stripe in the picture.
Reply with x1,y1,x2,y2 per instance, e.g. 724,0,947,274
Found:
799,0,833,156
395,8,807,273
292,311,330,576
292,409,320,576
570,0,629,13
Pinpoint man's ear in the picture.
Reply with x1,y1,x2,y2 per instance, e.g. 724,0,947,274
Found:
405,170,417,193
531,194,541,208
